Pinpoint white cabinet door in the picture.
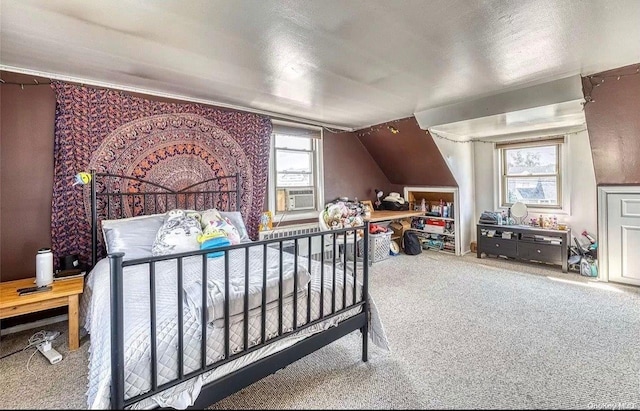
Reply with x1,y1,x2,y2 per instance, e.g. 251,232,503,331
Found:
606,192,640,286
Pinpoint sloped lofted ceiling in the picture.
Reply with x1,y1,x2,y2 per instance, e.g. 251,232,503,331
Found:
1,0,640,130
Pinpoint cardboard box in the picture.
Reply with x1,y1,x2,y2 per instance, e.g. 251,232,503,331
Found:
422,224,445,234
426,218,446,227
389,218,412,241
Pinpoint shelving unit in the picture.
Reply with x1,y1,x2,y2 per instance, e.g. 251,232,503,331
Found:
404,187,461,255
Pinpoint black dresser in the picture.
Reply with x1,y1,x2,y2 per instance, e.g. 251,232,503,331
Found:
476,223,571,272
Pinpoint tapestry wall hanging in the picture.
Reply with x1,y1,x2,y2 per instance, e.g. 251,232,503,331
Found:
51,81,272,266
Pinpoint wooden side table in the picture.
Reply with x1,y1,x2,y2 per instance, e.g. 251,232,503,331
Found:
0,277,84,350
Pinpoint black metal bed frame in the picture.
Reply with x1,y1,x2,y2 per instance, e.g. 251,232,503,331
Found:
89,171,370,409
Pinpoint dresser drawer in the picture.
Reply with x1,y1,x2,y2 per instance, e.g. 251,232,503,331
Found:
518,242,562,264
478,237,517,257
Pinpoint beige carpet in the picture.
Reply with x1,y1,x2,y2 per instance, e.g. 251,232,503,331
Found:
0,321,89,409
1,252,639,409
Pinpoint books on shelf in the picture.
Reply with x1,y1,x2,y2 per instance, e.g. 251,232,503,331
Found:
520,234,561,244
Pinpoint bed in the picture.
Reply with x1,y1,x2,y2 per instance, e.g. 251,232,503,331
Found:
80,171,389,409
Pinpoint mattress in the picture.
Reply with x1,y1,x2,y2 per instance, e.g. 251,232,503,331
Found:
81,245,389,409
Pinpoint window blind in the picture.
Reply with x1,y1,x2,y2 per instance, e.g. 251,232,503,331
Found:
495,136,564,149
272,121,322,139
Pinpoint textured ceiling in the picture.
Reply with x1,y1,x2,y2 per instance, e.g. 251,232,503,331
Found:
429,100,587,141
1,0,639,129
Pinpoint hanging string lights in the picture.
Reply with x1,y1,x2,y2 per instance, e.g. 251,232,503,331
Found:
582,64,640,106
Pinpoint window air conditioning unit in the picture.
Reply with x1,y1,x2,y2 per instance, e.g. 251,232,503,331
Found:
286,187,315,211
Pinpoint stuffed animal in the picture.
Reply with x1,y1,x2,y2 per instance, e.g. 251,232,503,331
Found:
151,209,202,256
323,202,349,228
196,211,235,258
200,208,223,226
197,224,227,244
186,210,202,225
343,215,364,228
323,201,365,229
199,208,241,245
216,218,241,244
200,236,232,258
197,224,231,258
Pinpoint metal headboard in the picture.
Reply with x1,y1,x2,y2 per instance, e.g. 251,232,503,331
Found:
89,170,240,266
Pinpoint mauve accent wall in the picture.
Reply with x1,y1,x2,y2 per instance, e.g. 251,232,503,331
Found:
356,117,458,187
323,130,394,203
582,63,640,184
0,71,394,281
1,71,56,282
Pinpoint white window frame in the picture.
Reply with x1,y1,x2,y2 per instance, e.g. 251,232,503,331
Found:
494,136,571,216
268,120,324,223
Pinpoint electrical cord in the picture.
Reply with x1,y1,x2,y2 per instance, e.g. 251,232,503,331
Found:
0,330,60,360
27,330,60,348
26,348,40,378
0,347,24,360
272,209,288,230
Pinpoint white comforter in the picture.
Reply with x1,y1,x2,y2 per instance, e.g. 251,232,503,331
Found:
81,245,389,409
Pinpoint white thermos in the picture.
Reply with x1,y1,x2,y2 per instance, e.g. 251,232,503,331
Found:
36,248,54,287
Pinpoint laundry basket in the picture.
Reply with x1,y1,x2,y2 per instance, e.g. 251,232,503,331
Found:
347,231,392,263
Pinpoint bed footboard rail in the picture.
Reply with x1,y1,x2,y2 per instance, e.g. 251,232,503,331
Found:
108,222,370,409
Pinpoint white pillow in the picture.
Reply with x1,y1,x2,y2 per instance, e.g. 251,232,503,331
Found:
152,209,202,256
101,213,165,261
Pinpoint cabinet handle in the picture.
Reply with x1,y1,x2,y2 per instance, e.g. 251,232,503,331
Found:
495,244,499,247
537,249,541,253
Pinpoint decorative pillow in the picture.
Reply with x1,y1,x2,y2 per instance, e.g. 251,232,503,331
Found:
185,210,202,226
151,209,202,256
219,211,251,243
200,235,232,258
200,208,223,226
200,209,242,244
101,213,165,260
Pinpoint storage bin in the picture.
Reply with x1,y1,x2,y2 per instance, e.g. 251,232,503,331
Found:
347,231,392,263
370,231,393,262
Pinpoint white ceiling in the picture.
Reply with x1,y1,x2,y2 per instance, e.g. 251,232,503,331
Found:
429,100,587,142
1,0,640,130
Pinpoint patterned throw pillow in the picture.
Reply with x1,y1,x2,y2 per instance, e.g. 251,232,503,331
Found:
219,211,250,242
151,209,202,256
200,209,241,244
200,208,224,227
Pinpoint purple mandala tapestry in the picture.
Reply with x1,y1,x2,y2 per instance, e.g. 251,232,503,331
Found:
51,82,272,267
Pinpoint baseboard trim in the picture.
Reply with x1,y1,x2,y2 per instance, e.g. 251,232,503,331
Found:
0,314,68,336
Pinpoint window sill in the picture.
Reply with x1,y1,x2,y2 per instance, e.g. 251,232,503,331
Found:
498,205,569,216
272,210,321,224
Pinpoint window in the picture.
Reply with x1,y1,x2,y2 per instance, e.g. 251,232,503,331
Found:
498,137,564,209
269,121,324,220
